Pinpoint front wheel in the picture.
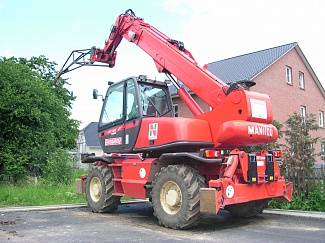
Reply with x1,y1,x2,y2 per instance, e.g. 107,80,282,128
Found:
86,165,121,213
151,165,206,229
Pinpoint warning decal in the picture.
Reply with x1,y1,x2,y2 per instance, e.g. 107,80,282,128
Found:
250,98,267,119
148,123,158,140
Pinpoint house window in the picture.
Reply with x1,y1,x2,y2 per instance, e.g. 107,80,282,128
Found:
173,104,179,117
286,66,292,84
299,72,304,89
300,106,306,118
301,106,306,128
290,143,295,156
319,110,324,127
309,143,314,156
321,143,325,160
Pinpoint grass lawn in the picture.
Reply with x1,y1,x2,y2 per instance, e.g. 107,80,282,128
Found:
0,182,87,207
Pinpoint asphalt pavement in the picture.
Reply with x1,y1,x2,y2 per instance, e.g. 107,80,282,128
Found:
1,200,324,219
1,201,325,243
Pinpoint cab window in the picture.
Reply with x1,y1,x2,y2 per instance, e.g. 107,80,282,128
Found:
99,82,124,126
138,83,171,117
126,80,139,120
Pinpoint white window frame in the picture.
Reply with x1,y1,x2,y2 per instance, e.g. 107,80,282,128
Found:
321,143,325,160
300,106,307,128
319,110,324,127
286,66,292,84
300,106,306,118
173,104,179,117
290,143,295,156
309,143,314,156
299,72,304,89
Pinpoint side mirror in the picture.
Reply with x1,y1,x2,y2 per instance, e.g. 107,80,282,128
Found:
93,89,104,101
93,89,99,99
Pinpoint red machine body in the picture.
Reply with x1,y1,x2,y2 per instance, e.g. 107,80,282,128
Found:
65,9,292,229
89,10,278,149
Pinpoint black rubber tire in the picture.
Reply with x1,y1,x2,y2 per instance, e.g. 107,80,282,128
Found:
224,199,269,218
86,165,121,213
151,165,206,229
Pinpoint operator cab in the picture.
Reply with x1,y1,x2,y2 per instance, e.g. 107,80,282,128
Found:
97,75,173,153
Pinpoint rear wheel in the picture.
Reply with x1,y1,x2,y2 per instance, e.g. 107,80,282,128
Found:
151,165,206,229
86,165,121,213
225,199,269,217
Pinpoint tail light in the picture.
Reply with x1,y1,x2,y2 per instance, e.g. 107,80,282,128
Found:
204,150,221,158
271,150,282,158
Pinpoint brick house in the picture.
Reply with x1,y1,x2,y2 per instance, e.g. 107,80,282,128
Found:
171,43,325,165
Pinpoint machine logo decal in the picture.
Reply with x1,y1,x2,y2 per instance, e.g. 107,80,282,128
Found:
148,123,158,140
105,137,122,146
226,185,234,198
139,168,146,178
247,125,273,136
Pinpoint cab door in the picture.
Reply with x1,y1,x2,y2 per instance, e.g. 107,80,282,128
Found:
98,78,141,153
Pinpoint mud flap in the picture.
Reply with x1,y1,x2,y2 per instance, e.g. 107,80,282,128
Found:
76,178,85,195
200,188,216,214
199,188,224,215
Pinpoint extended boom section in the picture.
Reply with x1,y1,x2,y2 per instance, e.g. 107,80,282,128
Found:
89,9,278,148
90,9,228,108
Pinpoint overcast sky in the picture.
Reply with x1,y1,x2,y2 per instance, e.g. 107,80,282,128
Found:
1,0,324,128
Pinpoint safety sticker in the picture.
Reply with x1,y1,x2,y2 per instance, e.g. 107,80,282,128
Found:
226,185,234,198
250,98,267,119
148,123,158,140
139,168,146,178
256,156,265,166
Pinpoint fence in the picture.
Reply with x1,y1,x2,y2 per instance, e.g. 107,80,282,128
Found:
285,167,325,199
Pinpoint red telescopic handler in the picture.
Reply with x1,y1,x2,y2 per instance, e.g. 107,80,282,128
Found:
57,9,292,229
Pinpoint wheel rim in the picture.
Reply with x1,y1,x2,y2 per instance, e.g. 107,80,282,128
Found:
90,177,102,202
160,180,182,215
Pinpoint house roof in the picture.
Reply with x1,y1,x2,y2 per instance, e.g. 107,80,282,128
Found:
207,42,298,83
207,42,325,98
82,122,101,147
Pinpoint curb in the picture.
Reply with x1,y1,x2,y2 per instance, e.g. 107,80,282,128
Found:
0,200,148,214
0,203,88,213
263,209,325,219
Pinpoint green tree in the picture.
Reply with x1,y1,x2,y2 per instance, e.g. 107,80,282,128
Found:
0,56,80,182
282,112,319,172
